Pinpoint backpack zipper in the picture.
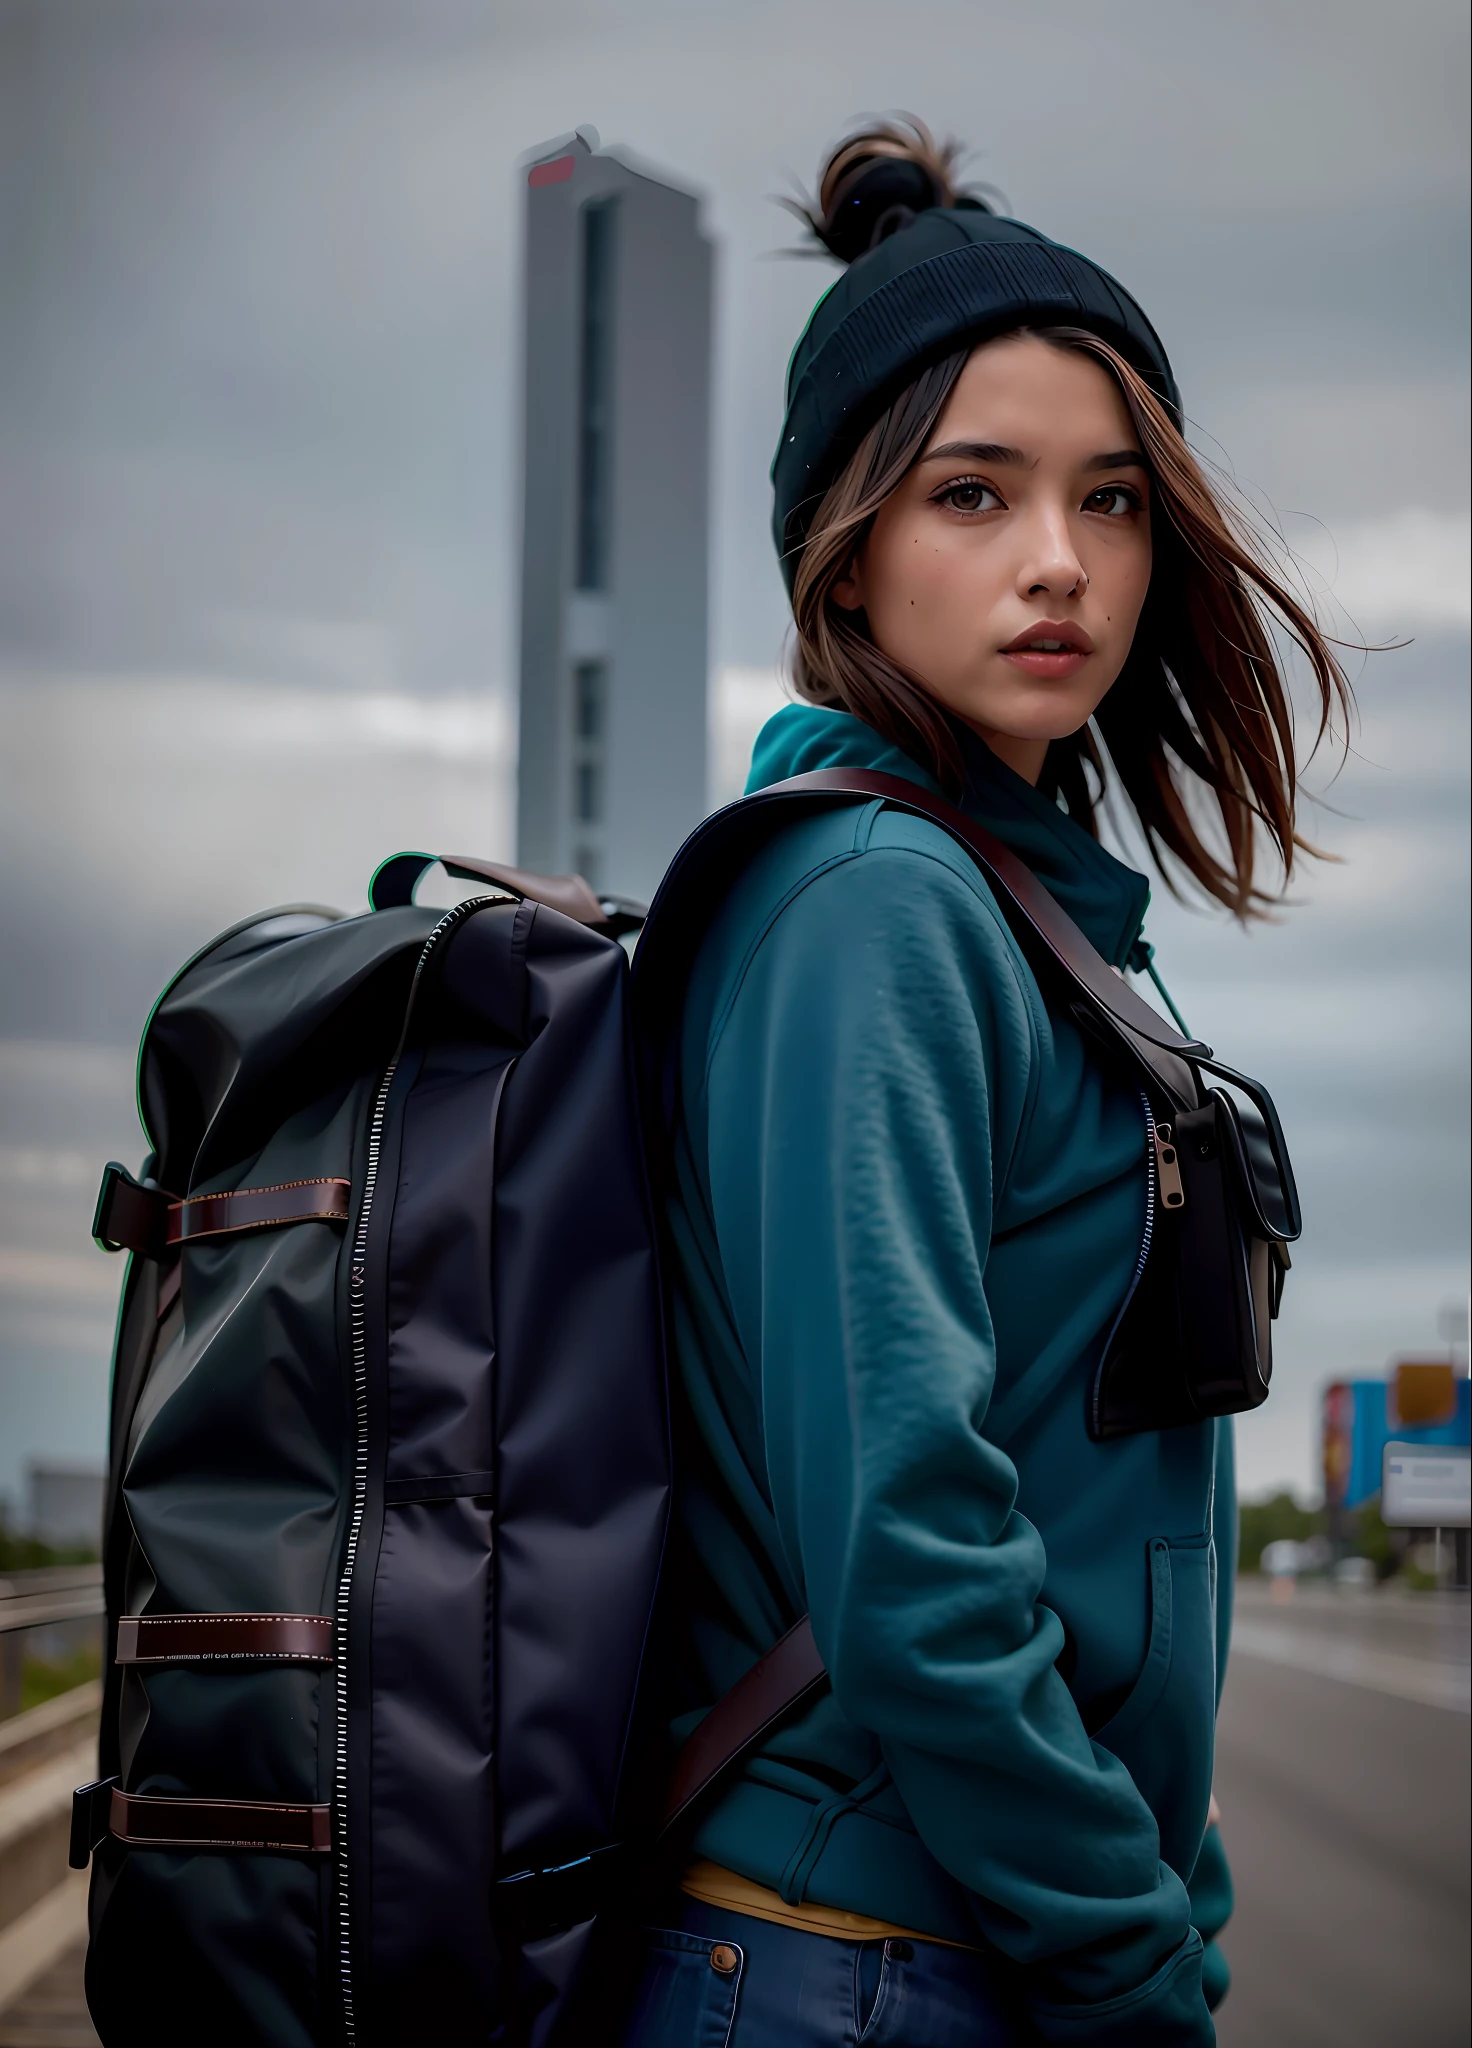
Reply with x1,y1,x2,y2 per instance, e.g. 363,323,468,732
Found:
333,893,509,2043
333,1058,395,2047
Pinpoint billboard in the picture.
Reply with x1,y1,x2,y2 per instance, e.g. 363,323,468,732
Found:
1322,1374,1471,1512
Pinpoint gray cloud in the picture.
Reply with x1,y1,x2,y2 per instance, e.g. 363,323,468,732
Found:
0,0,1466,1506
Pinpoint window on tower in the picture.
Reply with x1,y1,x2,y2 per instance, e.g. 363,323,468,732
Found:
575,660,604,743
570,659,607,885
575,198,617,592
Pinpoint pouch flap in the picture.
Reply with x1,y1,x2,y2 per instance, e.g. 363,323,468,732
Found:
1209,1085,1301,1243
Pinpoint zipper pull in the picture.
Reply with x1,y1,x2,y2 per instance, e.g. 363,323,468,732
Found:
1153,1122,1186,1210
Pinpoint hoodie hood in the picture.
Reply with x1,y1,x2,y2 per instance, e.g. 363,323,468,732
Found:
746,703,1150,970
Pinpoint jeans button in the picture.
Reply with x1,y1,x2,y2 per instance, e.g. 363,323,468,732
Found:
710,1943,739,1974
884,1938,913,1963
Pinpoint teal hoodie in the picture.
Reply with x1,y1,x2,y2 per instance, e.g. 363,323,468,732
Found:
662,703,1236,2041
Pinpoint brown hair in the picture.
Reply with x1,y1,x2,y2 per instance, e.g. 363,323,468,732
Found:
785,116,995,263
790,328,1353,917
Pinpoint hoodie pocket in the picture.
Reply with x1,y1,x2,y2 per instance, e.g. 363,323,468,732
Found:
1093,1533,1216,1881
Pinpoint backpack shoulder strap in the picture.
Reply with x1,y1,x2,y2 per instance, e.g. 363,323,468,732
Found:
636,768,1208,1114
645,767,1225,1832
764,771,1207,1109
658,1616,826,1837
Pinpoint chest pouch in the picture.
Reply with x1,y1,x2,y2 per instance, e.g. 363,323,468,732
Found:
1075,1014,1301,1438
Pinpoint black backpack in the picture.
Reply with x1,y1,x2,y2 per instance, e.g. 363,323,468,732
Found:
72,775,1298,2047
76,850,682,2047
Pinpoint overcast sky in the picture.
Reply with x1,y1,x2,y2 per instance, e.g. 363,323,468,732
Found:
0,0,1467,1512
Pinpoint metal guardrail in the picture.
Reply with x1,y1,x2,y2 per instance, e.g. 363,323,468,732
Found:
0,1567,105,1719
0,1566,105,1637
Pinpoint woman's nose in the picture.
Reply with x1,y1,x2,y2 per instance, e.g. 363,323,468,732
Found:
1015,506,1086,599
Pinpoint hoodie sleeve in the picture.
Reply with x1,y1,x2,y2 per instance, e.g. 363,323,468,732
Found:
699,841,1213,2044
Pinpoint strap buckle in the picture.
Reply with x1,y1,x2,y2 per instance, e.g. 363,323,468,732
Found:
70,1776,119,1868
92,1163,172,1259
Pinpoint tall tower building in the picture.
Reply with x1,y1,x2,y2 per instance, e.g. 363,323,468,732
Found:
516,131,713,902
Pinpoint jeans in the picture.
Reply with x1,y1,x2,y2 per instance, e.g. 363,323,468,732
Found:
618,1893,1020,2047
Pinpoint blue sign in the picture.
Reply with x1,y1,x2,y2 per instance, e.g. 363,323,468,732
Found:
1324,1377,1472,1511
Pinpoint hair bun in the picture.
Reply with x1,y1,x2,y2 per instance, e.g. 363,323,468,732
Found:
805,117,990,264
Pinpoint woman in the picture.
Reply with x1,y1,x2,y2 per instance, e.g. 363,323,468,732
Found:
624,122,1345,2045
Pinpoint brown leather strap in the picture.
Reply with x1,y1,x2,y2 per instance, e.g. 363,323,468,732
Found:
442,854,608,927
769,771,1205,1111
166,1178,351,1246
660,1616,828,1836
109,1787,331,1854
643,774,1216,1838
368,850,646,934
636,778,1224,1841
96,1164,351,1260
369,850,603,924
116,1613,333,1665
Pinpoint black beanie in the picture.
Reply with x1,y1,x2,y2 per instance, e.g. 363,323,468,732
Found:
771,205,1180,592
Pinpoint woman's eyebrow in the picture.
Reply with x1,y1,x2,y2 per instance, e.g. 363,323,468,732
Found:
919,441,1149,471
1085,449,1148,470
920,439,1030,467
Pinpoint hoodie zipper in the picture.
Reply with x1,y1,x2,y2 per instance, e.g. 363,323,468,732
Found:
333,893,508,2044
1134,1091,1160,1302
1091,1091,1159,1436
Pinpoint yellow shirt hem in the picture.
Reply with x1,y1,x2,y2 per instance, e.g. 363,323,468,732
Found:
679,1859,979,1951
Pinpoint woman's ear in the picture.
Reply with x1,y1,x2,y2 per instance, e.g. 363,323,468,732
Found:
830,554,865,613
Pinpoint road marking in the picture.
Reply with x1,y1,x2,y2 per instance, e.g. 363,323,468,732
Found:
1231,1621,1471,1714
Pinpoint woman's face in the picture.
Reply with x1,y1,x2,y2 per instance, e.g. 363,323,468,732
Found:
833,335,1153,785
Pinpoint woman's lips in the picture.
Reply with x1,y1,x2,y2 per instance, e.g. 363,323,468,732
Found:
999,622,1094,681
1000,647,1091,680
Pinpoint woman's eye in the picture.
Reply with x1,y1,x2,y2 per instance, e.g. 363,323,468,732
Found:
1084,485,1139,516
938,479,1002,514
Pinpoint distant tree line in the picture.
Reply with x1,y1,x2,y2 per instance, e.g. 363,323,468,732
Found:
1237,1491,1402,1580
0,1511,98,1572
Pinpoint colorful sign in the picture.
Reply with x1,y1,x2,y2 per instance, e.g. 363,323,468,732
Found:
1322,1376,1471,1512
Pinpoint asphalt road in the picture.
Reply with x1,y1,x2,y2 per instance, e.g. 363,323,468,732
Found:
1212,1582,1470,2048
4,1583,1465,2046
